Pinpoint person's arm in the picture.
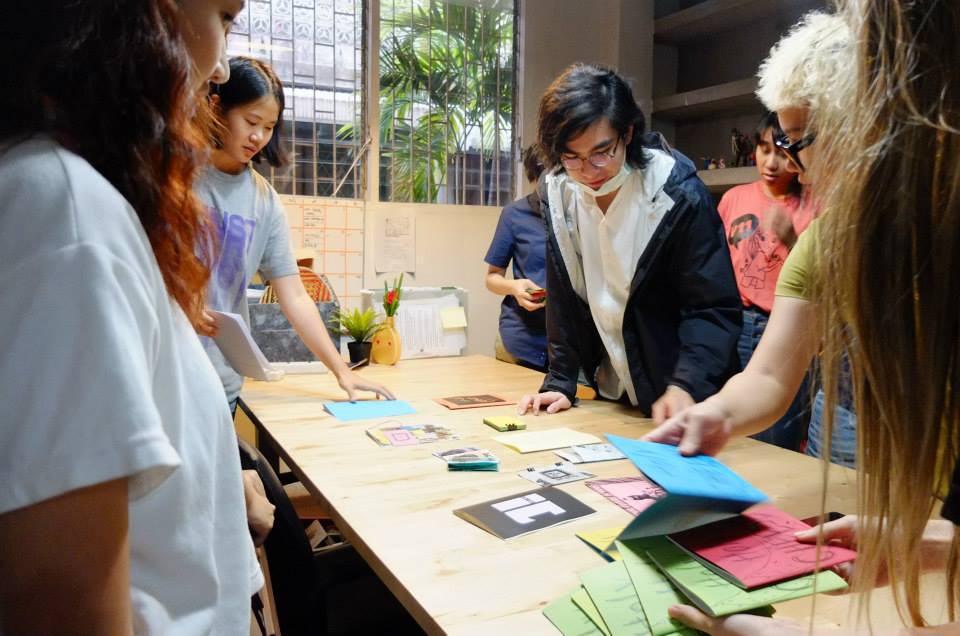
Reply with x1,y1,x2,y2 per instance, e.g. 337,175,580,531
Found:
0,478,133,636
518,237,581,415
645,295,817,455
242,470,275,546
485,265,543,311
794,516,955,586
271,275,395,401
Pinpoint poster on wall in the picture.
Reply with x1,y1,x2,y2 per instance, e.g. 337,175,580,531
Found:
374,209,416,274
279,195,365,309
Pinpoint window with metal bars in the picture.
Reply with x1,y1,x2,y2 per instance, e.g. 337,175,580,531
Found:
223,0,517,205
226,0,365,198
377,0,517,205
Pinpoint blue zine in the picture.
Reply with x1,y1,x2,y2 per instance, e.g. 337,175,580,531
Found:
606,435,768,541
323,399,416,421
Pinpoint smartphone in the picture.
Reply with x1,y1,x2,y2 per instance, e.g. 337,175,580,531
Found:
526,287,547,303
800,511,845,527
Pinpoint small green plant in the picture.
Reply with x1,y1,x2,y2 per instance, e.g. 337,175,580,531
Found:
329,307,383,342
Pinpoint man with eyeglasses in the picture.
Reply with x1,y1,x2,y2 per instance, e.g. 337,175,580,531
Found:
518,63,742,423
644,11,859,470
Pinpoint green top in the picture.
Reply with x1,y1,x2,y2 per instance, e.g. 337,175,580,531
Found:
775,217,820,301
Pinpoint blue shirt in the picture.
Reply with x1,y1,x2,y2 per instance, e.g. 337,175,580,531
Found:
484,193,548,369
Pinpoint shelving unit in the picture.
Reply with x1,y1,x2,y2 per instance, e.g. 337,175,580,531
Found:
655,0,821,44
651,0,826,197
697,166,756,193
653,78,757,122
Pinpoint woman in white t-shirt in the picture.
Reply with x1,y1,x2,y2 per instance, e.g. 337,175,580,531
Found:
0,1,258,634
196,56,394,408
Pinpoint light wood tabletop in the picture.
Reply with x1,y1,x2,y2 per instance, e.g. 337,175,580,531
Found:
240,355,940,635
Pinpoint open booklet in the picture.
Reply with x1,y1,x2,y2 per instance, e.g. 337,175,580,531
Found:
605,435,768,542
210,310,284,382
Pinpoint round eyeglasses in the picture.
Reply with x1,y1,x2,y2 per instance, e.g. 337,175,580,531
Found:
559,138,621,171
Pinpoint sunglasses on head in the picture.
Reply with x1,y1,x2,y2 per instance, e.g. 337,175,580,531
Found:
775,133,816,172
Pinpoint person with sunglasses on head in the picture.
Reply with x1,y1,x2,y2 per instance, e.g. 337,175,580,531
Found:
517,64,742,423
644,12,858,469
663,0,960,633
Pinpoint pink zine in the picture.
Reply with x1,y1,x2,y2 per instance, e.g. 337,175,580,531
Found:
669,505,857,589
585,476,666,516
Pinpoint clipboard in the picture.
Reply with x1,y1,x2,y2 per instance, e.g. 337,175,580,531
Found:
210,310,285,382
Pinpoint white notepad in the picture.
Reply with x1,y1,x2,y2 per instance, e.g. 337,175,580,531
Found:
493,428,601,453
210,311,285,382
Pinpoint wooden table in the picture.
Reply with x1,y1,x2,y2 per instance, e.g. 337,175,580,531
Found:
240,355,926,635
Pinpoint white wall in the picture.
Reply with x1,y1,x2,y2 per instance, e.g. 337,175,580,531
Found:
519,0,623,156
363,202,502,357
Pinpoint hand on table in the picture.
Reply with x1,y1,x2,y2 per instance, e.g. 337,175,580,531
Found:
242,469,275,547
651,385,695,426
511,278,545,312
668,606,811,636
517,391,571,415
337,368,396,402
642,397,732,456
196,309,218,337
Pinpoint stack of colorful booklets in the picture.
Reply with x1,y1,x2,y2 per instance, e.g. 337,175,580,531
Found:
543,436,856,636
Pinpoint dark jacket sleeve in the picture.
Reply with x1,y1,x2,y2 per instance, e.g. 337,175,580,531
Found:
667,184,742,402
536,182,582,404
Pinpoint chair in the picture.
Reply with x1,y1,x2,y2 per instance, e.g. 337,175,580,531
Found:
260,268,334,304
238,438,425,636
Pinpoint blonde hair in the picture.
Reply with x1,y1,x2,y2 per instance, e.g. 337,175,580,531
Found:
755,11,853,115
815,0,960,626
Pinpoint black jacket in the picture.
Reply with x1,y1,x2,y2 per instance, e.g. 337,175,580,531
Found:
537,136,742,413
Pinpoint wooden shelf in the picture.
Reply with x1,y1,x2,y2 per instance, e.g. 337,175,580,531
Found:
697,167,756,193
655,0,821,44
653,78,759,122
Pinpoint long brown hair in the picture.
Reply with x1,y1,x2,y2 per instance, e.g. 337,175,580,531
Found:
816,0,960,625
0,0,212,325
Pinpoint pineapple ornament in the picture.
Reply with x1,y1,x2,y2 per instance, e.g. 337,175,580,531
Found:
371,273,403,365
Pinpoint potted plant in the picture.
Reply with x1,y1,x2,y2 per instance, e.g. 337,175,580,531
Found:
329,307,382,364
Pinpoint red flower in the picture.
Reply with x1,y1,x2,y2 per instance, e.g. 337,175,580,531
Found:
386,290,398,305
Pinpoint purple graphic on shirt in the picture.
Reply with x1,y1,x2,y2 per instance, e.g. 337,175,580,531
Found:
208,206,257,311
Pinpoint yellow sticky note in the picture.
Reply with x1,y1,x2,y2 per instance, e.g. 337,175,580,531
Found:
440,306,467,329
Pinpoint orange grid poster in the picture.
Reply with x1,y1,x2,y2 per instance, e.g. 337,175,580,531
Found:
279,195,365,309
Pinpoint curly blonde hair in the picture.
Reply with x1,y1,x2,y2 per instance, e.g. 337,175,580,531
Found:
755,11,852,115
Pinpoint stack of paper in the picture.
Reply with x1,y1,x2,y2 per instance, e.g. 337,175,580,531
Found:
434,446,500,471
668,506,857,590
543,440,852,634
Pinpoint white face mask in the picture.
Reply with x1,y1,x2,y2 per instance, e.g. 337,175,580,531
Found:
577,161,632,198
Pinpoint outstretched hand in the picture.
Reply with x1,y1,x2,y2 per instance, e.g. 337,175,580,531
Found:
337,368,396,402
642,398,732,456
